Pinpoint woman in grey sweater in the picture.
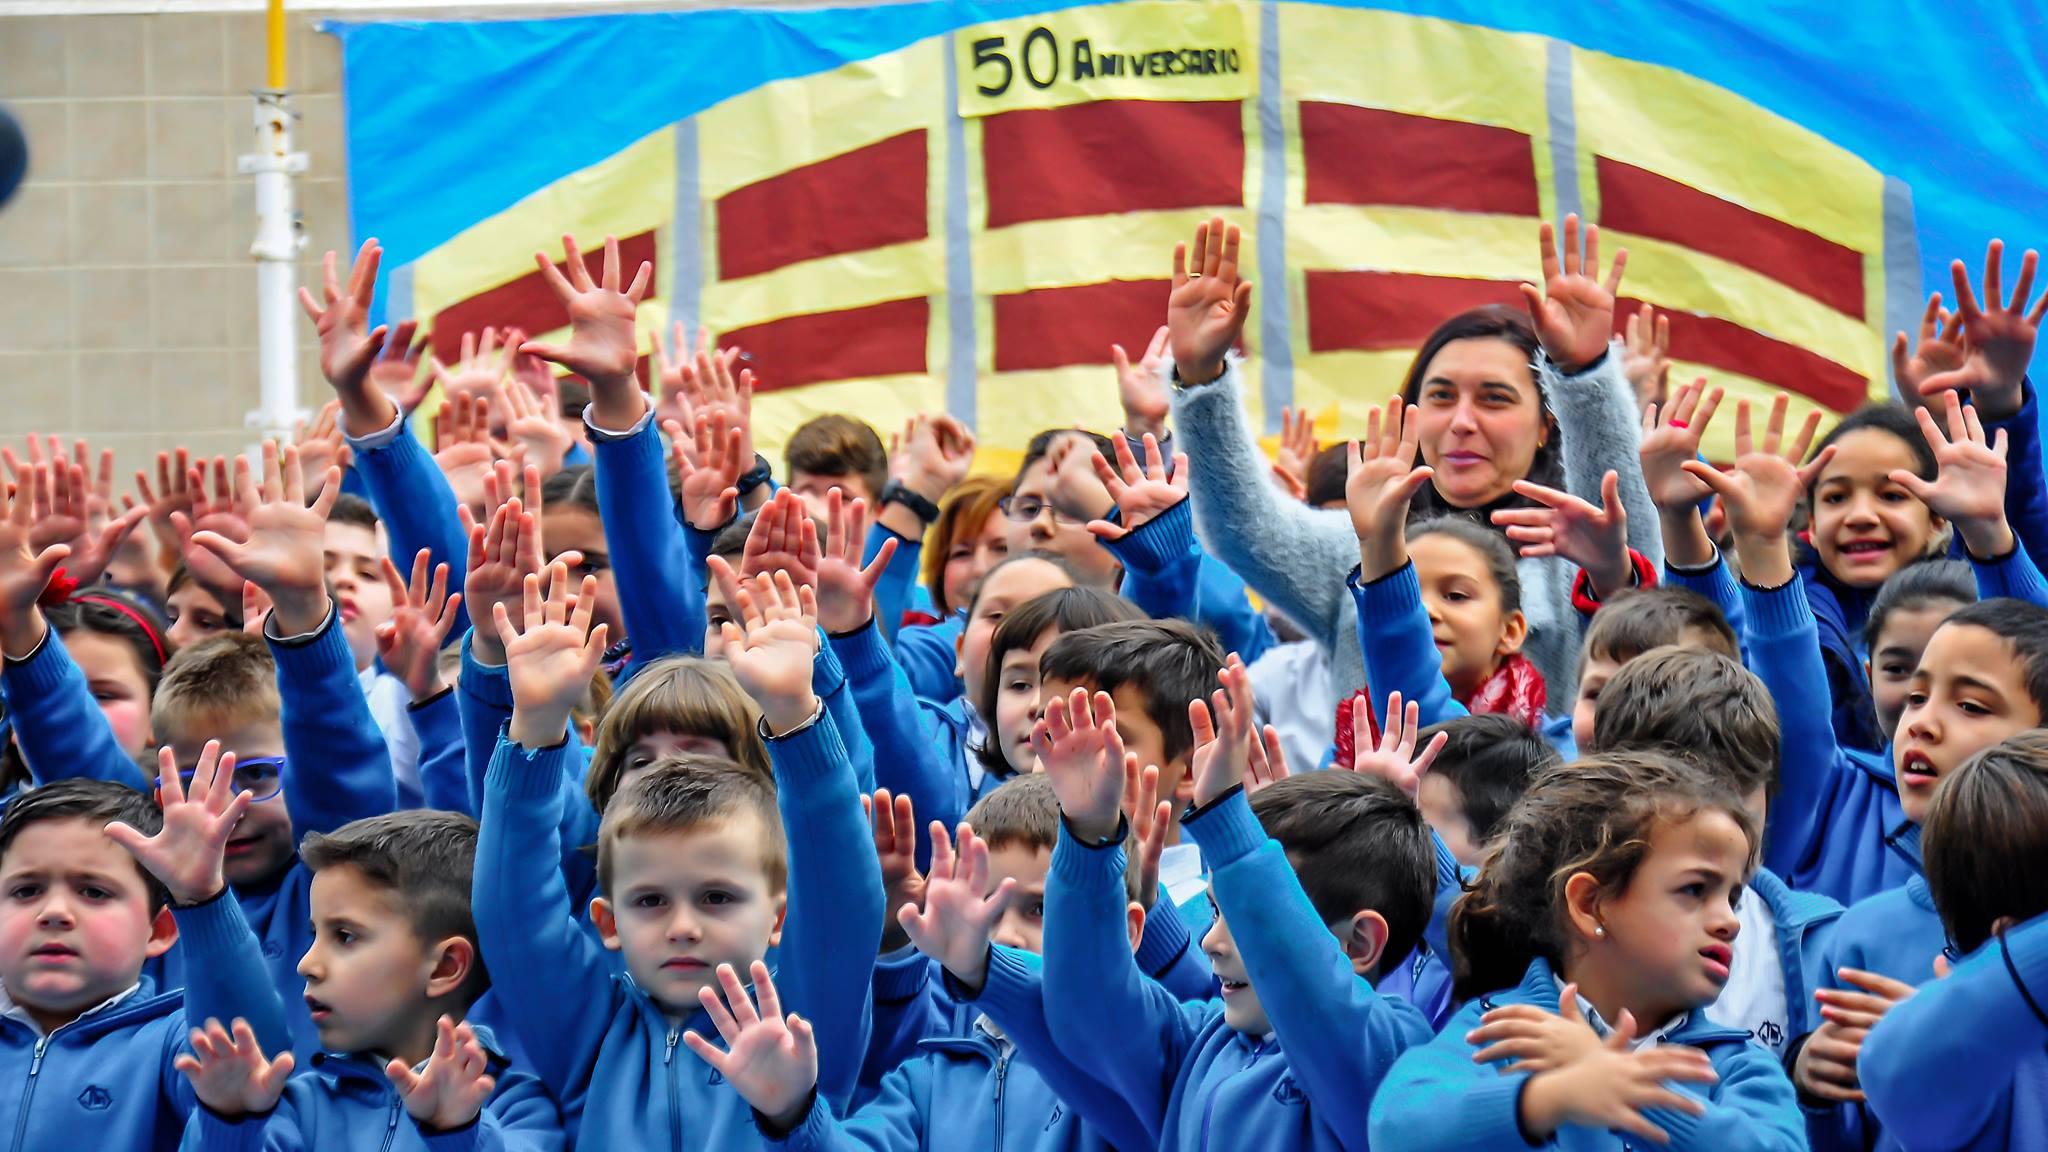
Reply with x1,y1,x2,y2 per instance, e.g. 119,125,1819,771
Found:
1162,216,1660,712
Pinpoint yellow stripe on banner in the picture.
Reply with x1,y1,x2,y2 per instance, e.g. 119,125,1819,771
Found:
1571,48,1884,254
1289,204,1537,281
1604,231,1885,384
1293,349,1420,435
700,239,945,333
1279,3,1550,139
696,40,946,202
955,1,1253,118
1664,358,1840,464
972,210,1251,297
976,365,1130,447
752,374,950,466
411,128,676,324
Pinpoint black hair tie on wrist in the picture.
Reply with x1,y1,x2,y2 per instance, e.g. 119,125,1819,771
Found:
1999,927,2048,1031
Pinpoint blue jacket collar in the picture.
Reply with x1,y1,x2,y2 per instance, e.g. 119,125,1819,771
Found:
1748,867,1843,934
1886,820,1925,872
1489,959,1755,1048
0,979,182,1043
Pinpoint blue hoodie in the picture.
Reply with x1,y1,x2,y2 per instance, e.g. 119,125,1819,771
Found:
1101,497,1275,666
180,1026,561,1152
0,893,289,1152
345,410,473,639
584,408,708,671
1739,577,1913,906
863,525,924,646
1860,910,2048,1151
891,615,965,706
471,705,881,1150
1347,563,1468,730
829,619,980,844
1368,957,1805,1152
1041,788,1433,1150
1,626,151,792
1822,870,1943,991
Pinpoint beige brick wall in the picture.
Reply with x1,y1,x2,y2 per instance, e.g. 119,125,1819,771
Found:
0,9,348,483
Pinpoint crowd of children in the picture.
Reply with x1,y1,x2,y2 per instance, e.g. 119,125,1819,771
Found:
0,207,2044,1152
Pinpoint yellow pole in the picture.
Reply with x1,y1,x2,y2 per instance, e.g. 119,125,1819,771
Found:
266,0,287,89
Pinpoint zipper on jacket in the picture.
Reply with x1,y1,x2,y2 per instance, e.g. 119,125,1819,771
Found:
9,1035,49,1152
665,1026,681,1152
1197,1040,1267,1152
379,1095,400,1152
992,1046,1011,1152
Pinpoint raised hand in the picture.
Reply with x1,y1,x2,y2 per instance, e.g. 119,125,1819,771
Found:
1680,394,1831,588
814,489,896,636
669,411,746,532
374,550,462,704
897,822,1013,995
1921,240,2047,419
1273,405,1319,502
1890,389,2010,557
364,318,429,416
720,569,822,735
1341,692,1448,798
294,400,353,498
1891,293,1969,408
187,443,339,636
501,374,570,481
168,455,252,593
37,458,147,590
1112,325,1173,440
131,446,196,566
1031,687,1129,842
300,240,392,397
1621,303,1671,412
428,327,514,405
1521,215,1626,374
460,461,545,666
1518,1014,1717,1143
520,234,653,399
497,562,607,749
1345,396,1435,581
1795,968,1918,1103
651,322,707,430
0,465,73,656
882,413,976,539
867,790,925,952
1185,655,1256,807
1042,432,1115,524
1244,723,1291,795
1087,432,1187,542
107,741,253,906
173,1017,295,1119
683,961,817,1133
1120,760,1169,909
738,488,820,591
1166,216,1253,386
387,1016,497,1133
1493,471,1633,598
1467,982,1612,1072
1638,377,1725,512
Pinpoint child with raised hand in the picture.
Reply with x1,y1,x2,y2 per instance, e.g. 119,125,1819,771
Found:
473,561,880,1147
372,551,467,815
1345,396,1540,729
1373,752,1803,1151
0,743,289,1149
1036,657,1435,1151
862,413,976,640
1859,730,2048,1150
178,810,563,1152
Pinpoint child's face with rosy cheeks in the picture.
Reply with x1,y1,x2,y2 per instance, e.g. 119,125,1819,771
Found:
1809,429,1943,589
67,630,153,760
1894,622,2044,824
0,818,175,1034
590,819,785,1017
1411,533,1525,701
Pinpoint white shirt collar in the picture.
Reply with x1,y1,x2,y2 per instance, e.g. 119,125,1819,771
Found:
0,979,143,1037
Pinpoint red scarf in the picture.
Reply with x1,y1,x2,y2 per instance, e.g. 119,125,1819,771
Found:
1332,654,1546,767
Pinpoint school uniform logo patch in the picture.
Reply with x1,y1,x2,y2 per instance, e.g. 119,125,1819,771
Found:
1271,1075,1305,1106
1044,1103,1064,1131
77,1086,112,1111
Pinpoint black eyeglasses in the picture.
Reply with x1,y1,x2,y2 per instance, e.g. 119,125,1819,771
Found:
174,756,286,803
998,495,1081,525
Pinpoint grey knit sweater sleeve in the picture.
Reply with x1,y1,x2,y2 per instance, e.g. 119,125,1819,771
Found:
1541,342,1664,574
1166,360,1370,697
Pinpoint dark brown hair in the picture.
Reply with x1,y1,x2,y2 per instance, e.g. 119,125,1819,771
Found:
301,810,489,1005
1925,730,2048,955
1582,586,1738,666
1398,305,1561,522
786,414,887,498
0,779,167,913
973,587,1143,776
1589,648,1779,800
1037,619,1225,768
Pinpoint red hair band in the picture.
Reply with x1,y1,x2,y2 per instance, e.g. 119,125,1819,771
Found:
70,591,169,667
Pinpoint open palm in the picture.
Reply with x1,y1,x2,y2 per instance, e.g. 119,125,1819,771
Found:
520,235,652,387
299,240,391,392
1166,217,1253,382
1521,215,1625,372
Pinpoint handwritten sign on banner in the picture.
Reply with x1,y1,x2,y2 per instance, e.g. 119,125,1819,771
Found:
955,2,1251,117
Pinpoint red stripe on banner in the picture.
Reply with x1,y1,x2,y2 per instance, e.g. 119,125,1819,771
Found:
716,130,930,281
1304,270,1528,353
430,231,660,365
982,100,1245,229
1300,103,1540,216
992,279,1173,372
719,297,930,392
1596,157,1866,319
1615,299,1869,413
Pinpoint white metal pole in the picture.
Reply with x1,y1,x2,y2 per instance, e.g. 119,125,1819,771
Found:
240,89,308,454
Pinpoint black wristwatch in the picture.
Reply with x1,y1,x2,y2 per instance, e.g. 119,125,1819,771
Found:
735,453,773,497
879,479,942,523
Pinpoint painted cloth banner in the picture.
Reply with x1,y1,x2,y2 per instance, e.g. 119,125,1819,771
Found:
330,1,2048,466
